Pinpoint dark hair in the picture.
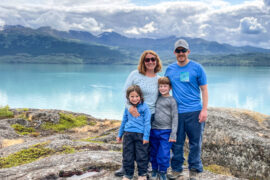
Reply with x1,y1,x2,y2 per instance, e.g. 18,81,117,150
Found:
158,77,171,87
126,85,144,105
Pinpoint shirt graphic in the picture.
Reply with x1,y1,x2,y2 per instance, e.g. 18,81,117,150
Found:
180,72,189,82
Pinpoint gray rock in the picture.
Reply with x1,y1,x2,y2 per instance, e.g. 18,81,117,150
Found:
0,151,122,180
202,108,270,180
0,120,21,139
26,111,60,128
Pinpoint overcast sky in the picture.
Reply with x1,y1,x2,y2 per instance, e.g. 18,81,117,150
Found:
0,0,269,48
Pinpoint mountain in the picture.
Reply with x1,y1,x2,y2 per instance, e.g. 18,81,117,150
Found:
0,25,270,65
37,27,270,55
34,26,270,63
0,25,133,64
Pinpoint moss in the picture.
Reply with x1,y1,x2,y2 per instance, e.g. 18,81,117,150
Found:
31,142,50,148
0,143,53,168
0,142,77,168
61,145,75,154
11,124,36,135
89,120,97,126
0,105,14,118
204,164,232,176
80,136,106,144
16,108,29,112
41,113,88,132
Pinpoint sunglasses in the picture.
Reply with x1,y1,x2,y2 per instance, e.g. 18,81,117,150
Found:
175,48,188,53
145,57,156,63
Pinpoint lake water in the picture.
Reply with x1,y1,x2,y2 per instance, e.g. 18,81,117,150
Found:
0,64,269,119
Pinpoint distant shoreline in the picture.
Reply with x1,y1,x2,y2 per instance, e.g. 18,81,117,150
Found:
0,54,270,67
1,53,270,66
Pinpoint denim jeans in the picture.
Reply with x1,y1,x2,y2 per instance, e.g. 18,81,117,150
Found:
171,111,205,172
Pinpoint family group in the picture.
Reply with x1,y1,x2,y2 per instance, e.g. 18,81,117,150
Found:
116,39,208,180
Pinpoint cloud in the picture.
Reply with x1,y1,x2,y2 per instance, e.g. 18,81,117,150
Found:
240,17,266,34
29,11,68,30
0,0,269,49
124,21,157,34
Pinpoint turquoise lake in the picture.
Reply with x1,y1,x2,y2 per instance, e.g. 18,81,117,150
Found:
0,64,269,119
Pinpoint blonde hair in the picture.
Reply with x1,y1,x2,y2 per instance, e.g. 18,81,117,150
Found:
158,77,171,87
137,50,162,75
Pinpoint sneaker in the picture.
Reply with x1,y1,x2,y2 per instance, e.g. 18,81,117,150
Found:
167,170,183,180
151,169,158,179
189,169,199,180
114,166,125,177
157,172,167,180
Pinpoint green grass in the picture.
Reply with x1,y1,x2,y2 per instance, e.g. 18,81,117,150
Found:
41,113,88,132
11,124,36,135
0,105,14,118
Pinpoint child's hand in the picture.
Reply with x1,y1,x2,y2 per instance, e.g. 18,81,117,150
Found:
169,139,176,142
129,106,140,117
116,137,122,143
143,140,149,144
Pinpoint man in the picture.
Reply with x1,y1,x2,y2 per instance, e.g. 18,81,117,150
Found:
165,39,208,180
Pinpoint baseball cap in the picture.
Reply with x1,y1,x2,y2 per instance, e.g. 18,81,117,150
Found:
174,39,189,50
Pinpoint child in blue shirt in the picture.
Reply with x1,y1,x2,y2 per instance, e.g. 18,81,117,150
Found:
117,85,151,180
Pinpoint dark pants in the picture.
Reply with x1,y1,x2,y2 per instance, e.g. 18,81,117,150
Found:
150,129,172,173
171,111,205,172
123,132,149,178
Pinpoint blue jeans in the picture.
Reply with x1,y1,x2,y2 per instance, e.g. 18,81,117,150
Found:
150,129,172,173
171,111,205,172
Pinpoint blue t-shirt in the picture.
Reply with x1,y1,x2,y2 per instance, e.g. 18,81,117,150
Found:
118,102,151,141
165,61,207,113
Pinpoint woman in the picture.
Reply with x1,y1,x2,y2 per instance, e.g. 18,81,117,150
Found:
115,50,162,179
124,50,162,118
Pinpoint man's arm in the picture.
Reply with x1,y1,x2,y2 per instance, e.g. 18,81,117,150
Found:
199,84,208,123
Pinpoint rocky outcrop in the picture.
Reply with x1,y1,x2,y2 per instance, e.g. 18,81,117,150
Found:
202,108,270,180
0,108,269,179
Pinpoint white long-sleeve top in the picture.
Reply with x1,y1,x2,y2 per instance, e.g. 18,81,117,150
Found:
124,70,159,114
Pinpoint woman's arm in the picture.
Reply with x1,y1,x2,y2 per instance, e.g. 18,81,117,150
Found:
143,105,151,143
